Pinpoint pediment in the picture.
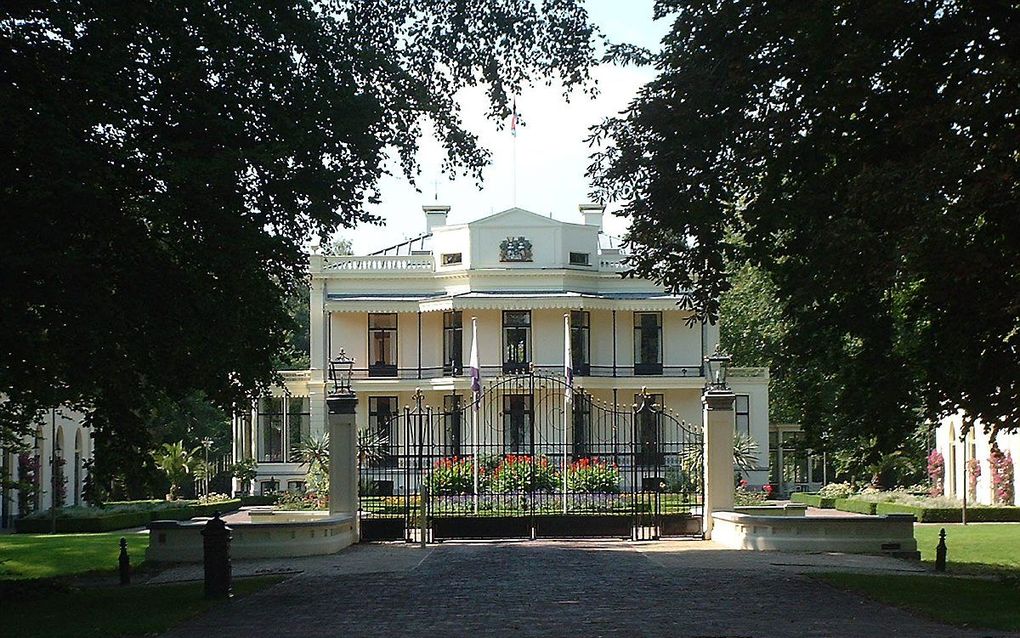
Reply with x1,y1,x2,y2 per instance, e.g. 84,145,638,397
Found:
468,207,565,228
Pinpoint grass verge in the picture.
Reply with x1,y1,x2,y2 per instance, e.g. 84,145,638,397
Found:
0,531,149,580
817,572,1020,632
6,576,284,638
914,523,1020,576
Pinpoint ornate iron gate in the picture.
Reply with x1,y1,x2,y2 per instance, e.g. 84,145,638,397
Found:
358,371,703,542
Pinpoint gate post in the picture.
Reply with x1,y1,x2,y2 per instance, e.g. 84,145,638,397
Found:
327,393,359,538
702,388,735,540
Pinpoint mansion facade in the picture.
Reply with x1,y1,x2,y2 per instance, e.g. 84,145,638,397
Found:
233,205,770,495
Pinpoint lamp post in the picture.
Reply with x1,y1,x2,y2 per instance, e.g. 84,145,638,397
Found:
704,345,733,392
202,437,213,497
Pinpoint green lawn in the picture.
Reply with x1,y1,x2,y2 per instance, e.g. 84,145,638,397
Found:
818,573,1020,632
6,576,283,638
914,523,1020,575
0,531,149,580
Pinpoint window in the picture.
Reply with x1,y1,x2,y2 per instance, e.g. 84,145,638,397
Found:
633,312,663,375
570,311,590,376
569,252,590,266
258,397,285,462
503,394,533,454
260,479,280,495
369,396,397,465
735,395,750,438
443,394,463,456
287,480,306,493
441,252,462,265
635,393,664,465
368,313,397,377
502,310,531,373
287,397,311,462
443,311,463,375
572,394,592,458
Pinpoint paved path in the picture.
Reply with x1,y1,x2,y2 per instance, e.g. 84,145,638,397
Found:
164,540,1013,638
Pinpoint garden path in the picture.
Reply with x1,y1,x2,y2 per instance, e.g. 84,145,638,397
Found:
162,540,1011,637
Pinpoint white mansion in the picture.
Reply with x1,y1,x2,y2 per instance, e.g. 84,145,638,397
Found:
232,205,771,496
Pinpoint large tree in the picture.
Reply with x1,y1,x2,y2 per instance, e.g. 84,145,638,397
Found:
1,2,596,483
589,2,1018,462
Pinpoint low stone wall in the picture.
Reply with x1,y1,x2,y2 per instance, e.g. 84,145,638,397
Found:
146,511,356,562
712,511,919,558
733,503,807,517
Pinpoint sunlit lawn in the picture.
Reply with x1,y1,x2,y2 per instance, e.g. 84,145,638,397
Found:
914,523,1020,575
0,531,149,580
7,576,284,638
817,523,1020,632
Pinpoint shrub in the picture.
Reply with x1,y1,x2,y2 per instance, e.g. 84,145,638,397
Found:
488,455,559,493
989,447,1015,505
566,458,620,493
817,482,854,499
734,479,767,505
927,449,945,497
275,491,327,511
426,457,476,495
834,498,877,515
874,501,1020,523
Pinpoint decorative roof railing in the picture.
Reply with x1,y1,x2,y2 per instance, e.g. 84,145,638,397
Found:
322,254,434,272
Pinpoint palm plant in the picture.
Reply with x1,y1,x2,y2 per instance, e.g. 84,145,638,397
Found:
297,432,331,497
154,440,198,500
679,433,762,488
358,427,390,468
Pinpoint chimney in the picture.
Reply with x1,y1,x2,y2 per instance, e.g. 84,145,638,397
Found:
423,205,450,233
579,203,605,230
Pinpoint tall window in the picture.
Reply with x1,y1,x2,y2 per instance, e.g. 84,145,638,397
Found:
735,395,750,438
570,311,590,376
368,313,397,377
635,393,664,465
572,394,592,458
502,310,531,373
443,311,463,375
369,396,397,464
633,312,663,375
443,394,463,456
503,394,533,453
258,397,285,462
287,397,311,461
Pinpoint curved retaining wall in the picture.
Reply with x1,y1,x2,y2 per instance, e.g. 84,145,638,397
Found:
712,511,919,558
146,511,356,562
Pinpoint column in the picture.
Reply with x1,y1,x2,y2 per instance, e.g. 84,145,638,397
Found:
702,388,735,540
309,255,326,384
327,395,359,536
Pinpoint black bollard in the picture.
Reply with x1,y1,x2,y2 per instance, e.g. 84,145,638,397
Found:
934,527,947,572
118,537,131,585
202,512,233,599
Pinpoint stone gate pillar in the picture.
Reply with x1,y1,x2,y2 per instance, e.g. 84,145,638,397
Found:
327,394,359,537
702,388,735,540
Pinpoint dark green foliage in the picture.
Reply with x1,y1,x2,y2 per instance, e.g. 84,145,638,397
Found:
834,498,878,516
589,3,1019,460
14,498,241,533
1,3,596,471
789,492,837,509
874,501,1020,523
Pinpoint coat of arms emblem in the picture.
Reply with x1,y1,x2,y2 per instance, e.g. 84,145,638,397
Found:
499,236,533,262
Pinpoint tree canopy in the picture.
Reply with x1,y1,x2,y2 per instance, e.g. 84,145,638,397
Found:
1,2,596,479
590,2,1018,453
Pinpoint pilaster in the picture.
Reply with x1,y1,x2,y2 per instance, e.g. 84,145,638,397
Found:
702,389,735,540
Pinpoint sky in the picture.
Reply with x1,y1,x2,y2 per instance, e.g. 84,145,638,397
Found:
339,0,670,254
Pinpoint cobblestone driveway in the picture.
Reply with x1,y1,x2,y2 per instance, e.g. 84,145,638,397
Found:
164,540,1013,637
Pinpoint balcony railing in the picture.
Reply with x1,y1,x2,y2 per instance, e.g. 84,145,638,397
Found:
323,254,434,272
339,364,703,381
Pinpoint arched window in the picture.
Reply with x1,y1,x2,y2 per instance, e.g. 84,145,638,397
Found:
74,431,83,506
948,425,957,497
54,426,65,508
33,426,44,511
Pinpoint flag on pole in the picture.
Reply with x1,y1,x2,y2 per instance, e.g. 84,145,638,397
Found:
564,313,573,404
470,317,481,407
510,98,518,137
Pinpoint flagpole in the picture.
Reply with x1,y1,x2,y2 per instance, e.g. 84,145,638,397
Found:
563,313,571,515
470,317,480,514
511,97,518,207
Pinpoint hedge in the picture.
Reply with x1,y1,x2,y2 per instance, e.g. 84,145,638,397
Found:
874,501,1020,523
789,492,837,509
834,498,878,515
240,495,276,507
14,499,241,533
